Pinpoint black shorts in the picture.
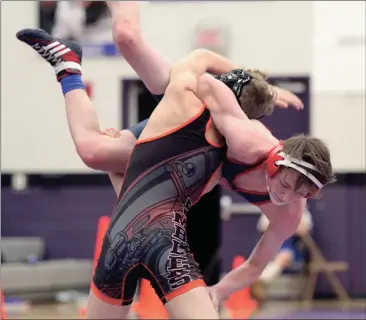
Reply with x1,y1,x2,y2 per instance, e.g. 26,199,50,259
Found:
127,119,148,139
91,209,205,306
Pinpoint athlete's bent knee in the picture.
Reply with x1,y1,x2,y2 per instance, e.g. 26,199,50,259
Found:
75,138,101,169
112,21,141,50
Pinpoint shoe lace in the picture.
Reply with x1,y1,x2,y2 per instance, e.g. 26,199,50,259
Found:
32,43,62,65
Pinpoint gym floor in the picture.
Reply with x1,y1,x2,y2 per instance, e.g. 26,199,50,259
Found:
6,300,366,319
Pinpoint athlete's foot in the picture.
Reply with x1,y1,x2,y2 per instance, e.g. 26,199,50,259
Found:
16,28,83,81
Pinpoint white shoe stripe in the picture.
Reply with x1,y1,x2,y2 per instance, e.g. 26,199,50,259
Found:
54,48,71,58
54,61,82,75
49,44,66,54
44,41,60,50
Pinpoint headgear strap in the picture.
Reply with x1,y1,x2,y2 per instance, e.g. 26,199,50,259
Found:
276,152,324,189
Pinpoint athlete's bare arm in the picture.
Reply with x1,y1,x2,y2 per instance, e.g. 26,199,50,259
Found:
169,53,278,163
212,199,305,301
170,48,236,85
204,78,280,162
168,49,266,162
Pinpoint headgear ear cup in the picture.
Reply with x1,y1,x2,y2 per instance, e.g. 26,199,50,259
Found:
215,69,252,100
266,144,284,177
215,72,239,87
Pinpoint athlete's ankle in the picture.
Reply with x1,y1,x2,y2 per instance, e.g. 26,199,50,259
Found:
60,74,85,96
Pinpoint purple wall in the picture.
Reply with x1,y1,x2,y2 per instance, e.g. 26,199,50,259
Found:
262,77,310,139
309,184,366,296
1,185,115,259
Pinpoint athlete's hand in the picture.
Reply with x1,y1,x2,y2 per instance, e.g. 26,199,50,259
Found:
272,85,304,110
207,286,220,311
207,284,227,311
101,128,122,139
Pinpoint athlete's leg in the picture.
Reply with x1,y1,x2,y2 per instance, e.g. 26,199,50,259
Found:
63,89,136,172
107,2,304,111
165,287,219,319
106,1,172,95
16,29,135,173
86,290,131,319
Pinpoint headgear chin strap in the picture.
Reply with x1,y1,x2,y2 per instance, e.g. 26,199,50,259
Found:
266,144,324,190
215,69,252,101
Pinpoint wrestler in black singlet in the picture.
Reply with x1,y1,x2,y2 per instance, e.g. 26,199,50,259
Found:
127,103,272,207
92,107,226,305
221,158,271,205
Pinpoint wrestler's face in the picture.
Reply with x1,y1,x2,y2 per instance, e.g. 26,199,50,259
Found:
266,168,310,205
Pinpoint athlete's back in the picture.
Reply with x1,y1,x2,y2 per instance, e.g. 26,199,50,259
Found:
139,72,222,144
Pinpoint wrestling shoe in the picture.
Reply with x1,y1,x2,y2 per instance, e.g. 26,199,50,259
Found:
16,28,82,81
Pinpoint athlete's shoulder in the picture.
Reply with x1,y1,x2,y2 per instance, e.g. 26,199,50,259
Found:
252,119,273,134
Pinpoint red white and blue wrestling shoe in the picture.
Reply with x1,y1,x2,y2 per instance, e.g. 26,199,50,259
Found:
16,28,83,81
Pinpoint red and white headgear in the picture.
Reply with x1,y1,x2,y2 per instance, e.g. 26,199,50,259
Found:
266,144,323,190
